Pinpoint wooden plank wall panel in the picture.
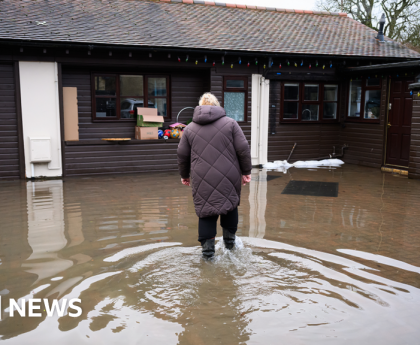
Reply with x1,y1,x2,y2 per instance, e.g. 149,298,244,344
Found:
267,80,340,162
64,143,180,176
0,64,20,179
171,71,209,124
210,68,252,143
339,78,387,168
408,93,420,178
62,68,208,176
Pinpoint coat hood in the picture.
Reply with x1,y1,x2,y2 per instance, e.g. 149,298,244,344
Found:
192,106,226,125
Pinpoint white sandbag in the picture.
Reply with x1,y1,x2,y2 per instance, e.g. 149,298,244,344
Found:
293,160,323,167
293,159,344,168
262,158,344,171
263,160,293,169
262,162,280,169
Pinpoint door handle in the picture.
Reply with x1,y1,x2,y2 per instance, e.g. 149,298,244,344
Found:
387,122,392,128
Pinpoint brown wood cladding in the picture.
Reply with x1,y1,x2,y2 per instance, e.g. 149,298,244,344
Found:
62,67,209,176
0,64,20,179
408,93,420,179
339,78,387,168
268,78,387,167
64,142,181,176
60,66,397,176
268,80,341,162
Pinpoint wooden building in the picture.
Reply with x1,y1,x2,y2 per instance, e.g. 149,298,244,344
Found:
1,0,420,180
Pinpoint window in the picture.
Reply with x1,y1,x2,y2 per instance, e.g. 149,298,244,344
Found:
281,82,339,123
347,77,381,122
324,85,338,120
284,83,299,119
92,74,169,121
223,76,248,122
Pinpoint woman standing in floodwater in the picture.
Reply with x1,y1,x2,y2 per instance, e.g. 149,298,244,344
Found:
177,93,252,259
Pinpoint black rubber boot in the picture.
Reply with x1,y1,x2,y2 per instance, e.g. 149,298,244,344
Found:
223,228,236,250
201,238,215,259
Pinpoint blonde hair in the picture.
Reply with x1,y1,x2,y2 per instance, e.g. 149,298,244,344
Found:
199,93,220,107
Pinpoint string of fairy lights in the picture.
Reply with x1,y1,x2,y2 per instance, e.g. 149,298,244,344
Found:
172,54,337,70
150,52,420,96
171,54,419,85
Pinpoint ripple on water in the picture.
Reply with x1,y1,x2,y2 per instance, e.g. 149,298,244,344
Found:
1,238,419,344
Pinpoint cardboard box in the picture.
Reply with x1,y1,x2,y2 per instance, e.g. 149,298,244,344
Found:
137,108,164,127
135,126,158,140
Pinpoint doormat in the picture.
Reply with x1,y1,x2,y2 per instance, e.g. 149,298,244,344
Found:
281,181,339,197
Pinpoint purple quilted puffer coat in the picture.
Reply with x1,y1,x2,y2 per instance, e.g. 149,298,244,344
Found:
177,105,252,218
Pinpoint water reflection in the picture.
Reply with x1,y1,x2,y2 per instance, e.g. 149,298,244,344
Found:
3,237,420,344
23,181,73,283
249,170,267,238
0,167,420,344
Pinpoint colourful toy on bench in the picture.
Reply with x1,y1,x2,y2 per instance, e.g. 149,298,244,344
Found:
163,129,172,140
170,128,180,139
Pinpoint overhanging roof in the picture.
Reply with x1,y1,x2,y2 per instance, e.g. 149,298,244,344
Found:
347,60,420,71
1,0,420,59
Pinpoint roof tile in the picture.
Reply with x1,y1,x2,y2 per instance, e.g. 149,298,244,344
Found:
0,0,418,59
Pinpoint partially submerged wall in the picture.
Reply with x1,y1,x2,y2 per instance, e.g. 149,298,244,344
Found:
339,78,387,168
267,80,341,163
266,78,388,168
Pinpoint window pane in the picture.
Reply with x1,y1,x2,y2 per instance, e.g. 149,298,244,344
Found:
94,76,116,96
304,84,319,101
283,102,298,119
148,78,167,96
284,84,299,100
149,98,167,117
323,103,337,119
226,79,245,88
364,90,381,119
120,98,144,119
366,78,380,87
324,85,338,101
302,104,319,121
120,75,144,97
224,92,245,121
348,80,362,117
95,98,116,117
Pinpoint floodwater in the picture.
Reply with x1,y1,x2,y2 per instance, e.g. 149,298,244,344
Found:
0,165,420,344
